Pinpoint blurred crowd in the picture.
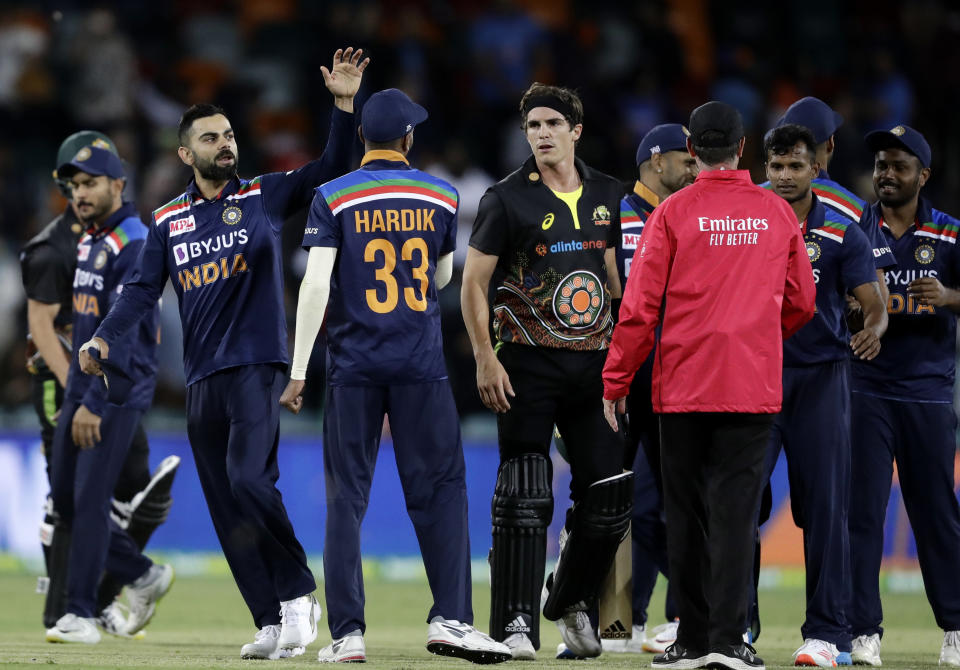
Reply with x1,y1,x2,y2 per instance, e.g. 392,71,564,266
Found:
2,0,959,417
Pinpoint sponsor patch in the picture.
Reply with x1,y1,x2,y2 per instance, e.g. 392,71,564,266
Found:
78,244,91,262
168,215,196,237
173,242,189,266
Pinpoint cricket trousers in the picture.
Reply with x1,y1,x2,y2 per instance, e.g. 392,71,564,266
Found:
849,392,960,636
322,380,472,639
660,412,773,652
50,400,153,618
186,364,315,628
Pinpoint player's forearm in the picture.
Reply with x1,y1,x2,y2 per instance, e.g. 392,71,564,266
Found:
875,269,889,306
858,282,889,338
95,281,162,348
461,278,495,360
942,287,960,314
290,247,336,381
27,300,70,386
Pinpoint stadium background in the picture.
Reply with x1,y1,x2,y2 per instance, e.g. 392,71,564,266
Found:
0,0,958,580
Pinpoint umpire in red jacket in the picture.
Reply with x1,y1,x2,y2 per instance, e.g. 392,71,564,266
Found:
602,101,816,670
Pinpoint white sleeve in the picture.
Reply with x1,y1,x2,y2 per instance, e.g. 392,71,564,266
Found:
290,246,337,380
436,252,454,289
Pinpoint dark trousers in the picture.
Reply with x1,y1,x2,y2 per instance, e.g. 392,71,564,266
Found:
50,400,153,618
849,393,960,636
764,362,851,648
660,412,773,651
186,364,315,628
322,380,471,638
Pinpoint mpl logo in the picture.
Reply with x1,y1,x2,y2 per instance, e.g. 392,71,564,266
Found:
78,244,91,262
169,215,196,237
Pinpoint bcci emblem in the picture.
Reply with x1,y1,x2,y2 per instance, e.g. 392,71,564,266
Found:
222,206,242,225
915,244,935,265
806,240,821,262
74,147,92,162
891,125,906,136
94,249,108,269
553,270,604,329
592,205,611,226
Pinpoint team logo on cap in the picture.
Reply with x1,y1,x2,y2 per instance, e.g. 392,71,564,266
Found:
94,249,108,269
806,240,821,262
915,244,935,265
91,139,111,151
74,147,92,162
553,270,604,329
592,205,611,226
891,126,906,136
222,206,242,225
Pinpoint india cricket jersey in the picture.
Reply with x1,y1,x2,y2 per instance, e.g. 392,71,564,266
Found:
66,202,158,414
618,181,658,281
785,196,876,366
302,150,457,385
852,198,960,402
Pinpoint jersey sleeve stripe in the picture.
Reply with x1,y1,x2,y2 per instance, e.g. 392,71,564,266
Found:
329,191,457,216
325,179,457,209
813,186,863,220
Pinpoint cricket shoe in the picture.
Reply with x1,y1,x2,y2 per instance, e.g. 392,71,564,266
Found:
503,633,536,660
278,593,320,649
556,609,601,658
645,620,680,653
427,618,511,664
652,643,709,669
794,639,838,667
318,631,366,663
940,630,960,666
556,642,593,660
241,624,281,660
46,613,101,644
706,643,765,670
601,623,646,653
850,634,881,666
96,601,145,639
125,563,174,635
281,646,304,658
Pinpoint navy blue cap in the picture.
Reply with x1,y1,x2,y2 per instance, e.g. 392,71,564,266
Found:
636,124,691,166
361,88,428,143
865,125,931,168
57,146,125,180
776,97,843,144
688,101,743,148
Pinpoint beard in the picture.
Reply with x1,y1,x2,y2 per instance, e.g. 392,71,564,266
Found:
195,151,238,182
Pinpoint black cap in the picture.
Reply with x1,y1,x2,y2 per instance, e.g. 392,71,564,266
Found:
361,88,428,143
864,125,931,168
776,97,843,144
688,101,744,148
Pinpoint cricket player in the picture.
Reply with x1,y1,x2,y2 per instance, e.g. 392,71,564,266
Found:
762,124,887,667
280,88,510,665
79,47,368,660
848,125,960,667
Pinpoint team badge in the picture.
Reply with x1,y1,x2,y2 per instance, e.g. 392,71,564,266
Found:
74,147,91,162
94,249,108,269
891,125,906,136
542,213,555,230
805,240,821,262
915,243,935,265
592,205,611,226
535,243,547,257
91,138,112,151
222,206,242,225
553,270,604,329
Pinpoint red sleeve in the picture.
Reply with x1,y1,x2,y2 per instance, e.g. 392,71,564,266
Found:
781,222,817,340
602,204,672,399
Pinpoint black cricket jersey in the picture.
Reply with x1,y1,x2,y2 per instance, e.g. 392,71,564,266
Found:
20,206,84,333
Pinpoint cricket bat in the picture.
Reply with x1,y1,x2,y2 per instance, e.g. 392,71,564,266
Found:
598,523,632,639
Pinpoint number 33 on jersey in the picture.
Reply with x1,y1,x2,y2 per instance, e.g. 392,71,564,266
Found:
302,150,459,385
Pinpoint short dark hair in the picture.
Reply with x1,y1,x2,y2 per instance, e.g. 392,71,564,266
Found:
519,83,584,127
763,124,817,164
691,135,739,165
178,103,227,146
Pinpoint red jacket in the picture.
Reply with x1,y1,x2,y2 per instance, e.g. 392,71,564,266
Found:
603,169,815,413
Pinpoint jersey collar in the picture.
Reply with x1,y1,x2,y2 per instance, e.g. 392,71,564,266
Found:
632,181,661,209
185,175,241,203
361,149,410,166
84,201,138,238
872,197,934,234
801,194,826,234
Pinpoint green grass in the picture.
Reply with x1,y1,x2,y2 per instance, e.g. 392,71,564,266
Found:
0,573,946,668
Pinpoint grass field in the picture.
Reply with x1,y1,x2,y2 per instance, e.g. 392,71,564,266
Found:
0,573,946,669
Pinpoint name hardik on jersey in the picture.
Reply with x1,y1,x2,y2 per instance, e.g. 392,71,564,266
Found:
303,150,458,386
618,181,659,281
852,198,960,402
786,196,876,367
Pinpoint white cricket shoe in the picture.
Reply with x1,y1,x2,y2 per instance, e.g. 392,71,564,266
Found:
851,634,882,666
644,620,680,653
96,601,145,639
940,630,960,666
318,631,366,663
556,609,601,658
241,624,281,660
794,639,839,667
280,646,304,658
125,563,174,635
602,623,646,653
426,617,512,664
278,594,320,649
46,613,101,644
504,633,536,660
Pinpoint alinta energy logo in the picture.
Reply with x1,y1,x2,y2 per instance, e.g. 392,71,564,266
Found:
548,239,606,254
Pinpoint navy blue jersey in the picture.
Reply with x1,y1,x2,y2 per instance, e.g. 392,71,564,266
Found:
66,203,159,414
96,108,355,385
785,196,877,367
617,182,658,281
302,150,458,385
852,198,960,402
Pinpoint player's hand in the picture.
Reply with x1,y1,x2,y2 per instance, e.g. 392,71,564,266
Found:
602,396,626,432
72,404,102,449
476,352,514,414
850,328,881,360
280,379,306,414
322,47,370,108
78,337,108,376
908,276,948,306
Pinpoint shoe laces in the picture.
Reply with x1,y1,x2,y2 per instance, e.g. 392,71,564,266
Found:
255,625,281,643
